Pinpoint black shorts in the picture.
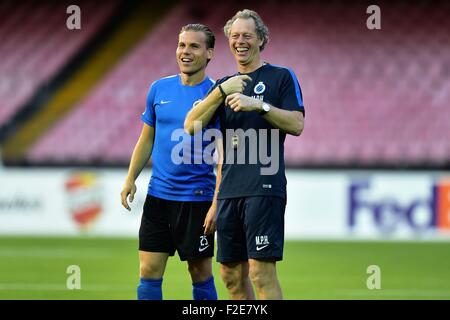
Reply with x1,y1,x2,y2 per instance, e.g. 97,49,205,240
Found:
139,195,214,261
216,196,286,263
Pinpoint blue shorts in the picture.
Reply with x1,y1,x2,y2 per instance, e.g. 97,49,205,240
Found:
216,196,286,263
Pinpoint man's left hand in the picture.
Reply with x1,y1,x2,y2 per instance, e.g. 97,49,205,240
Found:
225,93,261,113
203,203,217,235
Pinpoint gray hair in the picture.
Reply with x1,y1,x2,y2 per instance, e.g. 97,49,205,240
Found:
223,9,269,51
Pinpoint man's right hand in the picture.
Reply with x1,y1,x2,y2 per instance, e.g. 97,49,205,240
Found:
120,179,136,211
220,75,252,95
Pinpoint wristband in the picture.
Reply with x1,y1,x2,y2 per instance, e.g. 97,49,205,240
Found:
218,85,227,100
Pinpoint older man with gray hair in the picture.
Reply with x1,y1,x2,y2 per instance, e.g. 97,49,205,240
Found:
185,9,305,300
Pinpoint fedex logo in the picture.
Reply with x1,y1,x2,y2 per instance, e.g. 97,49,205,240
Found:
348,179,450,234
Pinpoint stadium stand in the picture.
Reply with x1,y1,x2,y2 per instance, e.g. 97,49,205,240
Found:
0,0,119,130
25,2,237,165
3,0,450,168
281,1,450,167
1,0,173,163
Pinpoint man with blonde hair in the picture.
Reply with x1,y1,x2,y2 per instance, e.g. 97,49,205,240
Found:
121,24,219,300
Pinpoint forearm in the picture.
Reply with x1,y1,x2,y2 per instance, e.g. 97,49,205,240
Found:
262,106,304,136
211,137,223,206
184,88,223,135
126,138,153,183
211,163,222,205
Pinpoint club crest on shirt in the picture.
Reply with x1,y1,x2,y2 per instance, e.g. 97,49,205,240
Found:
254,81,266,94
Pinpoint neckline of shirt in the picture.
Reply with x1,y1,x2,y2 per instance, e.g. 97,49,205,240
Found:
237,62,269,76
177,74,212,88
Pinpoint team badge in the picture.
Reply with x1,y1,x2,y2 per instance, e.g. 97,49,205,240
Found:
254,81,266,94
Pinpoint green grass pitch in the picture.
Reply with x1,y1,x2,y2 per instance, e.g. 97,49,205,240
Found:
0,237,449,299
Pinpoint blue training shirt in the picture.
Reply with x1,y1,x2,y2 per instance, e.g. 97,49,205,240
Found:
208,63,305,199
141,74,217,201
141,75,218,201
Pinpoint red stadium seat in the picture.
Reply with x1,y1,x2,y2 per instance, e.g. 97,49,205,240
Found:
26,1,450,167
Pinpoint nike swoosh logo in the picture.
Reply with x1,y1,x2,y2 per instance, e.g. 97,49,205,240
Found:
256,245,269,251
160,100,171,104
199,245,210,252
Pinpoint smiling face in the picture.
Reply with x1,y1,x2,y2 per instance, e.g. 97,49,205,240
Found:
228,18,263,71
176,31,213,76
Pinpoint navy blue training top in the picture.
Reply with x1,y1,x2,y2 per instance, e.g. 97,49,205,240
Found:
209,63,305,199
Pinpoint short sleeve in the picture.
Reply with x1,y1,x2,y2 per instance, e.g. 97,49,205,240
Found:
279,68,305,116
141,82,157,127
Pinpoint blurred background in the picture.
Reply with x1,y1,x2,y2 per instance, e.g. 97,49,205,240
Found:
0,0,449,299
